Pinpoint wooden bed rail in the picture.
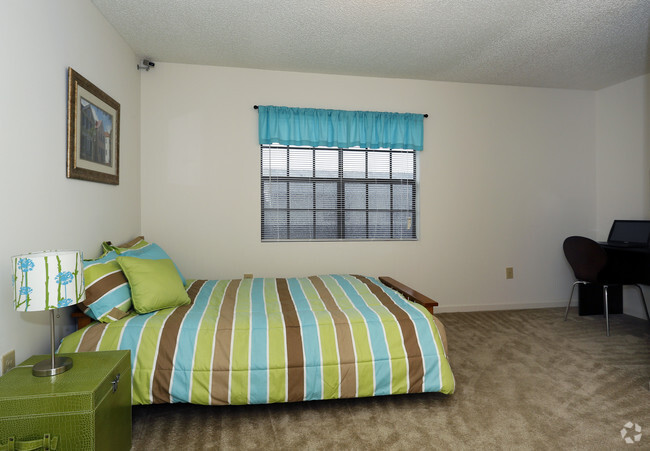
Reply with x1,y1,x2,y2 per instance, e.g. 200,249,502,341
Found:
72,310,92,330
378,276,438,314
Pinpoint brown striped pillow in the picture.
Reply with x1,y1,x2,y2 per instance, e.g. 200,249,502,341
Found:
79,236,187,322
102,235,148,253
78,250,132,323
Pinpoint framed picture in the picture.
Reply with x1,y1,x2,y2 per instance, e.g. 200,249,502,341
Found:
67,67,120,185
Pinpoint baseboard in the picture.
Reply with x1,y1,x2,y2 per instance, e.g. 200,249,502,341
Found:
434,300,567,314
435,301,649,321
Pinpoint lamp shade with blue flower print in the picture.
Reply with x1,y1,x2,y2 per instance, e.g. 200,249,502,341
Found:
11,250,85,376
12,250,85,312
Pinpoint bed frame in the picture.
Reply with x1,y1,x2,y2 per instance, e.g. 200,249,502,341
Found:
71,310,92,330
71,276,438,330
377,277,438,314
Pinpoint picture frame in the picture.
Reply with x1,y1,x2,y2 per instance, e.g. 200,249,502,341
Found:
67,67,120,185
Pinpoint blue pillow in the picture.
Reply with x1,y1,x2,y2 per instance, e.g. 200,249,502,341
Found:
103,236,186,285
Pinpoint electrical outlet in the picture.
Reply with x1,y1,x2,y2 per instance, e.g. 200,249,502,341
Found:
2,350,15,375
506,267,514,279
244,273,253,279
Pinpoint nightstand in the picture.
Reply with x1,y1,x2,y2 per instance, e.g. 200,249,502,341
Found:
0,350,131,450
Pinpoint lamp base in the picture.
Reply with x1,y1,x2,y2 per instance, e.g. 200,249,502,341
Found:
32,356,73,377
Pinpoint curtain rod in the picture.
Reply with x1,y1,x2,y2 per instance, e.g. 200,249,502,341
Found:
253,105,428,118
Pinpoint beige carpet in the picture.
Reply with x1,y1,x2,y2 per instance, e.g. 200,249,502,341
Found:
131,308,650,450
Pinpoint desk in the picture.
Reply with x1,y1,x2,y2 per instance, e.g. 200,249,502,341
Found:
578,244,650,315
599,244,650,285
578,284,622,315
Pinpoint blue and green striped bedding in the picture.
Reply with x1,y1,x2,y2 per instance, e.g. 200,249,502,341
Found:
59,274,455,405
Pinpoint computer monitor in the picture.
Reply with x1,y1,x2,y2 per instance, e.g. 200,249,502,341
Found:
607,220,650,246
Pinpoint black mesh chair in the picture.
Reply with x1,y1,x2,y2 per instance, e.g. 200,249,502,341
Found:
563,235,650,336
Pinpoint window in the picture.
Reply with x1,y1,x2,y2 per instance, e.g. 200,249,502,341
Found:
261,145,417,241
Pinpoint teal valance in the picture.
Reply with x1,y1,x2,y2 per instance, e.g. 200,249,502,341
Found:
257,105,424,151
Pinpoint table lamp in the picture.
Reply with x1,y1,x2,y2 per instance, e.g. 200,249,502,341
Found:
11,250,86,376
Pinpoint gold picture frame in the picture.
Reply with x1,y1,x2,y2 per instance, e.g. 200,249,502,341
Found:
67,67,120,185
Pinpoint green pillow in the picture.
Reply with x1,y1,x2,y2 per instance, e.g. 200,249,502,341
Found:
116,256,191,314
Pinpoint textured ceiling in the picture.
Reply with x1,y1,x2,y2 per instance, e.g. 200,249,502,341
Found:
92,0,650,90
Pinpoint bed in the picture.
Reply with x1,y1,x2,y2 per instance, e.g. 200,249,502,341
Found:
59,240,455,406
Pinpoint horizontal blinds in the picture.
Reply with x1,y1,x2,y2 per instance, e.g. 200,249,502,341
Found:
261,145,417,241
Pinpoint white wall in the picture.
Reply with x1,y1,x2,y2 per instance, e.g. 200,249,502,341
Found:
596,73,650,318
0,2,644,369
0,0,141,365
141,63,596,312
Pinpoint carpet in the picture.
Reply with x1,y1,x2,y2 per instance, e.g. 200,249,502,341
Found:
131,308,650,450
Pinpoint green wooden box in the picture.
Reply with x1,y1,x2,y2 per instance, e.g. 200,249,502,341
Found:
0,350,131,451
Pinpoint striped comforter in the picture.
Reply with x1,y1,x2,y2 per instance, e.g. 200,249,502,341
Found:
59,275,455,405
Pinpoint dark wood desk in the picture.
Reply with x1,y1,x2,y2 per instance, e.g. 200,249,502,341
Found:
578,244,650,315
599,243,650,285
578,284,622,315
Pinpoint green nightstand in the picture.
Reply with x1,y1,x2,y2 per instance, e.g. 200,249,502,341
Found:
0,350,131,450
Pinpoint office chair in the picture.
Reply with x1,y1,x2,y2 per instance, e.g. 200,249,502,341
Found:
563,235,650,336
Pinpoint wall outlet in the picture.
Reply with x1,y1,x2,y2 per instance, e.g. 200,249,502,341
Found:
1,350,15,375
506,267,514,279
244,273,253,279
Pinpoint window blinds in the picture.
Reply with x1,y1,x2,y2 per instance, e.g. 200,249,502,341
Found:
261,145,417,241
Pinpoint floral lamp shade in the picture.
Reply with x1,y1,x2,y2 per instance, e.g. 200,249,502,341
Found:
12,250,86,312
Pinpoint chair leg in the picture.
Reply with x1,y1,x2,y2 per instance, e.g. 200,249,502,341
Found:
633,284,650,321
603,285,610,337
564,281,581,320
